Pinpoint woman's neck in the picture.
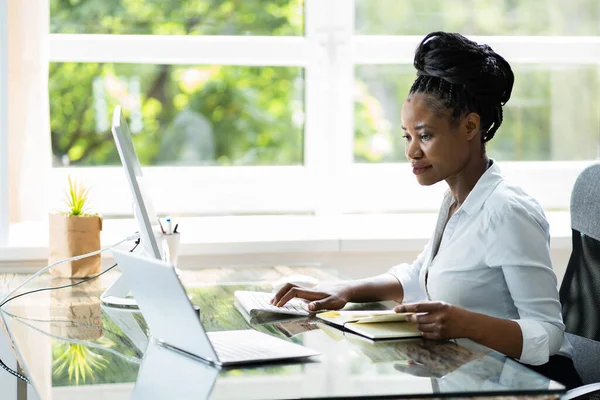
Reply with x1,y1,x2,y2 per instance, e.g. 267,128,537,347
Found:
445,155,489,208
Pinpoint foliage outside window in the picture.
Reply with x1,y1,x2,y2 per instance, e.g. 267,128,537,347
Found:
40,0,600,217
50,63,305,167
50,0,600,169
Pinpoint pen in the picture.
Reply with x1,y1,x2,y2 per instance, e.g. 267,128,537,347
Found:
166,217,172,235
157,218,166,234
173,223,179,234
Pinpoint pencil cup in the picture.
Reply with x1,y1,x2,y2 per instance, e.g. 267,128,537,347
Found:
161,232,181,267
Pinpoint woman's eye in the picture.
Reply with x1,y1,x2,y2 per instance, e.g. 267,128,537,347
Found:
420,133,431,141
402,134,411,142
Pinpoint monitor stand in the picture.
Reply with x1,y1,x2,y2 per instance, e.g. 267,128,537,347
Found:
100,263,185,308
101,232,166,308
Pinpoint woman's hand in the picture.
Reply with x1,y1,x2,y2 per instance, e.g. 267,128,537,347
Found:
395,301,472,340
270,283,352,312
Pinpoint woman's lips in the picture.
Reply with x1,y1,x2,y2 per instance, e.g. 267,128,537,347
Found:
412,165,432,175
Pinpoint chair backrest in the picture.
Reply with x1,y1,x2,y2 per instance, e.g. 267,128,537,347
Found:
560,163,600,342
565,333,600,385
570,163,600,242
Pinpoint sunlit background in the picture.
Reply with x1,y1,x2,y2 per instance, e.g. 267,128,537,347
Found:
48,0,600,169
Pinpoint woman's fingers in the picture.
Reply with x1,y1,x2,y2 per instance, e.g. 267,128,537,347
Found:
274,287,326,307
395,301,446,313
414,321,438,332
413,321,444,340
409,312,438,324
270,283,300,305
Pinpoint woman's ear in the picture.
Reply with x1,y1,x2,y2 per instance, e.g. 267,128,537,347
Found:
463,113,481,141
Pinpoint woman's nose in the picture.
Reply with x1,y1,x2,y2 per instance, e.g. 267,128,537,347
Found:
406,139,423,160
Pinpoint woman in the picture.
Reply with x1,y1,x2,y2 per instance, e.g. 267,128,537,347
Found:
271,32,582,388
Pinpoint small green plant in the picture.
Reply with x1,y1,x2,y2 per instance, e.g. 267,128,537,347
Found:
64,175,91,216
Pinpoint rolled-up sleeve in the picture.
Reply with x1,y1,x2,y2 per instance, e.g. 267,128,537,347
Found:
513,320,564,365
486,204,565,366
388,242,429,303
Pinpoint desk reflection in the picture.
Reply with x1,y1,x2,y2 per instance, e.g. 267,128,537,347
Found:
339,330,552,394
133,338,219,400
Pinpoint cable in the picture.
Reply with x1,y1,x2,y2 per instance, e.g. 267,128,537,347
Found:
0,237,140,384
0,240,139,308
0,232,140,306
0,358,29,384
1,264,116,308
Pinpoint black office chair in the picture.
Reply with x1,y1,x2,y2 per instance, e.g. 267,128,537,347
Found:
559,163,600,400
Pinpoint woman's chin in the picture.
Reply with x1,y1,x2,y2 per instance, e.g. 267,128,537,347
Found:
415,174,440,186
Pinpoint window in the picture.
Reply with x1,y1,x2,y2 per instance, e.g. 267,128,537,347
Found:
355,64,600,163
0,0,6,245
355,0,600,36
353,0,600,165
49,0,306,170
48,0,319,216
5,0,598,226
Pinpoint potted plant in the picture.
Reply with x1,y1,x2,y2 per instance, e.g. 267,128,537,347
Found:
49,176,103,278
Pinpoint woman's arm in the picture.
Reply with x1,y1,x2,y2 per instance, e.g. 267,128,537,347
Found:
349,273,406,302
466,312,523,359
271,273,404,311
272,242,431,310
395,301,524,359
486,205,565,365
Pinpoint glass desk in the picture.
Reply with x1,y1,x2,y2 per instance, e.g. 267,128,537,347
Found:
0,265,565,400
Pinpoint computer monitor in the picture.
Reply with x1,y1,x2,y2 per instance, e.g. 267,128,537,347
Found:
101,105,164,307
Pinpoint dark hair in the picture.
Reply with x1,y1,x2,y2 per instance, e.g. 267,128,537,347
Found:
409,31,514,143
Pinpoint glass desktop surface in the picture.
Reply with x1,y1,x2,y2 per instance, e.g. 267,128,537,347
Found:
0,266,565,400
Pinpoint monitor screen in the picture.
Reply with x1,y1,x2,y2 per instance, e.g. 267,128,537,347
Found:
111,105,162,259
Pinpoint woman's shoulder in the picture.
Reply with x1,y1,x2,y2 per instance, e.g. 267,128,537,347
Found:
483,180,548,231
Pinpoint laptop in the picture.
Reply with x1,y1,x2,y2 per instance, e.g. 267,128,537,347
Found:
112,248,320,366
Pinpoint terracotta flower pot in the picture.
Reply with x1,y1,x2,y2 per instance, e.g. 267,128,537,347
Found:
48,213,103,278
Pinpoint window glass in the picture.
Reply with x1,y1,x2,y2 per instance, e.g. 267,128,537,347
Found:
356,0,600,36
50,0,304,36
354,64,600,162
50,63,304,166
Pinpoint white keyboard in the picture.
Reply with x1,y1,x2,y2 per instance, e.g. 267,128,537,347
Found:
234,290,310,316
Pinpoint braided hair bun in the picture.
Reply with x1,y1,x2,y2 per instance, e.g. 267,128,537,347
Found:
409,32,514,142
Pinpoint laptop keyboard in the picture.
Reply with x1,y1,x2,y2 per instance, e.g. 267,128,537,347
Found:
235,290,310,316
207,330,317,364
209,334,282,362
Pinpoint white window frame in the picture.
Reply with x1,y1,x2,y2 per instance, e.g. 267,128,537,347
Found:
36,1,600,220
0,0,8,246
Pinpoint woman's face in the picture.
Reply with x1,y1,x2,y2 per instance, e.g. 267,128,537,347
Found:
401,92,479,186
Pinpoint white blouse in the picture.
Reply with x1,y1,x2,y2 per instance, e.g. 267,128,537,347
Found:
388,160,572,366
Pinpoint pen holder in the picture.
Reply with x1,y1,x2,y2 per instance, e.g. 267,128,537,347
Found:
161,232,181,267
